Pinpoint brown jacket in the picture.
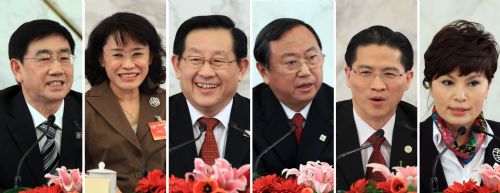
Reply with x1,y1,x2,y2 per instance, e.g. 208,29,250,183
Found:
85,82,166,192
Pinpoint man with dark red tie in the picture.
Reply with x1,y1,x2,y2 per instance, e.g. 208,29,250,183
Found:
336,25,417,190
169,15,250,177
253,18,333,175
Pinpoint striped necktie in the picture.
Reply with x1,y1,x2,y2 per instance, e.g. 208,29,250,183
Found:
37,121,60,175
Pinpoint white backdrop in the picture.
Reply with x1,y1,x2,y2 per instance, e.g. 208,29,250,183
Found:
420,0,500,121
0,0,82,92
85,0,166,92
168,0,250,97
251,0,334,88
336,0,417,106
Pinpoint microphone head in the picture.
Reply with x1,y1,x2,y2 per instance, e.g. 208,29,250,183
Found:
47,115,56,125
199,123,207,132
471,125,484,133
288,120,296,131
457,126,466,135
376,129,385,137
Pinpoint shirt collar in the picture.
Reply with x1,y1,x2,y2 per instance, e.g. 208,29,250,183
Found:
433,121,494,148
186,99,233,129
26,101,64,129
353,106,395,146
279,101,312,120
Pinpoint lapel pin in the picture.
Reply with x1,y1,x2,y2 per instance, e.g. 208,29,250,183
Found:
404,145,412,154
493,148,500,163
319,134,327,142
149,97,160,107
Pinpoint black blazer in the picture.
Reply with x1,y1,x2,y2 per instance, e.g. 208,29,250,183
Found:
420,116,500,192
253,83,333,176
336,100,417,190
0,85,82,190
169,93,250,177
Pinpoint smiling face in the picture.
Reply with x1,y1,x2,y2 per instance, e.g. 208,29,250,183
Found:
346,44,413,124
257,25,323,112
101,35,150,95
172,28,248,116
11,34,73,105
430,69,490,129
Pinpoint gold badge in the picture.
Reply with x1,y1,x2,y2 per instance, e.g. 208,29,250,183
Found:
404,145,412,154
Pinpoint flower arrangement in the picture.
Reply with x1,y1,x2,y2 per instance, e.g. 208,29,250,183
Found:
282,161,334,193
136,169,166,193
17,167,81,193
253,161,334,193
346,164,417,193
168,158,250,193
442,163,500,193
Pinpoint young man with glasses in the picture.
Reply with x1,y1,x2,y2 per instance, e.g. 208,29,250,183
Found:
253,18,333,175
170,15,250,177
0,19,81,190
336,25,416,190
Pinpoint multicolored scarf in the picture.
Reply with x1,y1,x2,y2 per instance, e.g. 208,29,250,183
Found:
431,106,487,166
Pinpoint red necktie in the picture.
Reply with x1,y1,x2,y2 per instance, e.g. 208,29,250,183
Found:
198,117,220,165
292,113,304,144
365,131,387,182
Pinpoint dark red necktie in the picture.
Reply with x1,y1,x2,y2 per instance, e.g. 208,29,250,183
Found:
365,131,387,182
292,113,304,144
198,117,220,165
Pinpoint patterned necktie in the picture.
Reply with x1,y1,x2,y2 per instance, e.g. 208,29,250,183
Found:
365,131,387,182
38,121,59,175
292,113,304,144
198,117,220,165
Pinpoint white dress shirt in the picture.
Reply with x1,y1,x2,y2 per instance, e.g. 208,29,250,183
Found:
279,102,312,127
433,122,493,186
26,101,64,154
353,107,395,173
187,99,232,158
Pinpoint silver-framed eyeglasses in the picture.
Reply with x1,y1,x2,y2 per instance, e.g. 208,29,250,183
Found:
23,55,75,67
183,56,236,70
277,53,324,75
350,67,406,83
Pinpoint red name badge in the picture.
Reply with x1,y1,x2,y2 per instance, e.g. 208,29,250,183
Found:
148,121,166,141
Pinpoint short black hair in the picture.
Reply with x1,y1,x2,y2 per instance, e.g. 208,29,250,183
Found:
254,18,322,69
9,19,75,62
423,20,498,88
345,25,413,71
85,12,166,94
173,15,247,64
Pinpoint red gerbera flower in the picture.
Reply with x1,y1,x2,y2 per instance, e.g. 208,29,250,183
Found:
135,169,166,193
193,179,219,193
444,179,479,193
347,178,369,193
169,175,192,193
20,185,63,193
253,174,280,193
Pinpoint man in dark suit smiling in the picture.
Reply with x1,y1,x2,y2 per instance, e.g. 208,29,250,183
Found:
169,15,250,177
253,18,333,176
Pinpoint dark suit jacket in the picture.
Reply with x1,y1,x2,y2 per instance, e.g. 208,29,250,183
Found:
253,83,333,176
86,82,166,193
0,85,82,190
336,100,417,190
169,93,250,177
420,117,500,192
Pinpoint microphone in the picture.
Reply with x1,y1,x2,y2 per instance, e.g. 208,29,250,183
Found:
430,126,466,193
472,125,500,142
14,115,56,188
229,122,250,138
336,129,385,162
73,120,82,140
169,123,207,153
253,120,296,173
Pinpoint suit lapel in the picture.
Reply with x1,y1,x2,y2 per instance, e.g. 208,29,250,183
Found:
296,87,332,164
336,100,365,187
389,107,417,168
260,88,298,167
136,93,164,142
6,91,45,185
224,94,250,167
169,93,198,164
86,83,141,150
59,93,82,169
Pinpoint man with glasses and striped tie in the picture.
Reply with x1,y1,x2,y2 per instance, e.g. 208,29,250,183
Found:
0,19,82,190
